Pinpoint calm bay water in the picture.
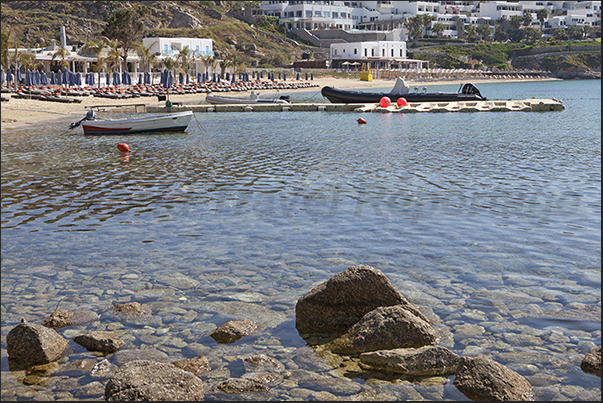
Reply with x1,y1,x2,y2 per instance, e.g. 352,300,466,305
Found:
1,79,600,400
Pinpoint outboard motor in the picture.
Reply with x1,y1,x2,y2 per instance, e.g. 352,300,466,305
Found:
279,95,290,102
70,109,97,129
460,83,484,99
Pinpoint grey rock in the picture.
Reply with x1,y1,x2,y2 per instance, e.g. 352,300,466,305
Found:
6,319,69,366
295,265,428,336
105,360,204,401
213,374,277,393
73,331,125,353
324,305,437,355
580,346,601,376
210,319,258,343
90,359,117,378
360,345,460,376
453,356,535,401
42,308,99,329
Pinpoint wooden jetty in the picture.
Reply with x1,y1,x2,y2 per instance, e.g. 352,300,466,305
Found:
144,98,564,114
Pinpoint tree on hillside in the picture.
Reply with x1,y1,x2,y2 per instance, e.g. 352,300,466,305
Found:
101,5,148,72
420,13,432,37
509,15,523,31
477,24,492,42
522,11,533,27
537,9,549,30
464,25,478,43
523,27,542,43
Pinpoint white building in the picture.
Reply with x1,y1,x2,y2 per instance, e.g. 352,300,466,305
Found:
329,40,428,69
142,37,214,58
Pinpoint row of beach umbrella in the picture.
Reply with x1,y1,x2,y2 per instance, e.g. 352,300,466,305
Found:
1,65,314,88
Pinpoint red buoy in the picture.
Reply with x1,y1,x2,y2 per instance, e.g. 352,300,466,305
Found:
397,97,408,107
380,96,391,108
357,118,367,124
117,143,130,153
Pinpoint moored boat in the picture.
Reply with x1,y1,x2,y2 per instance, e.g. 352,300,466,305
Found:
205,91,290,105
69,110,193,135
321,77,485,104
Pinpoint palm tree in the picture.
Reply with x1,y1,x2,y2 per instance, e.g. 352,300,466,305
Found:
420,13,432,37
199,55,215,80
432,22,445,39
52,46,70,70
477,24,492,42
82,38,107,88
177,46,192,78
134,40,159,76
104,39,122,78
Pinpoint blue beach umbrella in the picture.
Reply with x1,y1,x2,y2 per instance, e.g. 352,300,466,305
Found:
90,73,95,86
186,73,189,84
35,70,41,85
167,71,173,89
297,72,300,80
305,72,308,80
25,70,32,86
278,72,281,80
179,72,184,85
16,68,22,83
75,72,82,86
57,70,63,85
113,71,120,86
41,71,48,85
145,71,151,85
138,73,143,85
69,71,76,87
283,73,286,81
1,67,5,84
197,72,202,83
50,71,56,84
85,73,89,85
106,72,111,86
311,73,314,80
122,71,127,85
6,68,13,83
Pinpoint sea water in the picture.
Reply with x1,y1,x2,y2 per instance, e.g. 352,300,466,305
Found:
1,79,600,400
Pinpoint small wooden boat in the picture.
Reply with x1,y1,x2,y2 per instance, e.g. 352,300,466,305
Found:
70,110,193,135
321,77,486,104
205,91,290,105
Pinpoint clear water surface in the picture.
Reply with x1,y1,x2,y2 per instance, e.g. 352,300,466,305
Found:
1,79,600,401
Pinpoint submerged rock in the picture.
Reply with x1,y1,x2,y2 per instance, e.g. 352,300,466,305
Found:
210,319,258,343
105,360,204,401
580,346,601,376
360,345,460,376
72,331,125,353
42,308,99,329
453,356,535,401
171,355,211,376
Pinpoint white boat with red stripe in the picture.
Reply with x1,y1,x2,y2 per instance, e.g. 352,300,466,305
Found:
71,110,193,135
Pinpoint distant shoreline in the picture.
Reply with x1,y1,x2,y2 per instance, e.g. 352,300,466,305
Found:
0,75,563,131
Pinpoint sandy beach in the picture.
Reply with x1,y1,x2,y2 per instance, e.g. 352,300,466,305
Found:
1,75,559,131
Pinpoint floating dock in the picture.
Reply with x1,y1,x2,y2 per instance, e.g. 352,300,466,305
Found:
143,98,564,114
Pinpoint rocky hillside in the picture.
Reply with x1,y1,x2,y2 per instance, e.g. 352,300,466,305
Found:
0,1,320,67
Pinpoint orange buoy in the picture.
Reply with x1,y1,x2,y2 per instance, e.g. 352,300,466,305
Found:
397,97,408,107
379,96,391,108
117,143,130,153
357,118,367,124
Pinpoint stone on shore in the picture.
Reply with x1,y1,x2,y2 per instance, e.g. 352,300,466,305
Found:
360,345,460,376
210,319,258,343
6,319,69,366
72,331,125,353
322,305,437,355
453,356,535,401
295,265,428,336
105,360,204,401
580,346,601,376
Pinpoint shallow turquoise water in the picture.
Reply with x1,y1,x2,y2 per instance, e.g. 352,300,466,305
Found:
1,79,600,400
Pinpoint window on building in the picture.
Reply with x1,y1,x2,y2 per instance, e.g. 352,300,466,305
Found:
332,12,338,18
354,48,357,54
306,11,312,17
315,10,321,16
324,11,330,17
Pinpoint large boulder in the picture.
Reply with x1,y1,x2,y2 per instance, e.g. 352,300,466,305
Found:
295,265,428,336
322,305,437,355
105,360,205,401
210,319,257,343
42,308,99,329
453,356,535,401
360,346,460,376
6,319,69,366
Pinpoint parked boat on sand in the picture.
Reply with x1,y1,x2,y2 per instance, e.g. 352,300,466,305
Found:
321,77,486,104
